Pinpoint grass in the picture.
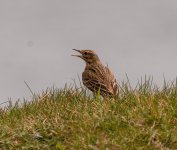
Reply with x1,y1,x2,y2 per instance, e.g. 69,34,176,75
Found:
0,78,177,149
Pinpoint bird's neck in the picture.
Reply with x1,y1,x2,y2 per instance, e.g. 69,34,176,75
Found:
85,59,102,66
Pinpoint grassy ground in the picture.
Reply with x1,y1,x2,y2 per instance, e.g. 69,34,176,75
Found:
0,79,177,150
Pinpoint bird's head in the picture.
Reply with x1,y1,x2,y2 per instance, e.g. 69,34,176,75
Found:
72,49,100,64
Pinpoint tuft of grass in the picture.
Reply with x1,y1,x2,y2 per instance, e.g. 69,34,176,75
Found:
0,79,177,149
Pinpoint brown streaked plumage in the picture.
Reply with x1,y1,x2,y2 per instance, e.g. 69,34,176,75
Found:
72,49,119,98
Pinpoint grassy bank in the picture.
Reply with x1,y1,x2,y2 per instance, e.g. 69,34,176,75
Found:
0,80,177,149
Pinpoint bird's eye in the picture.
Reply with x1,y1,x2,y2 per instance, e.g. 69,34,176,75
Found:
84,52,88,55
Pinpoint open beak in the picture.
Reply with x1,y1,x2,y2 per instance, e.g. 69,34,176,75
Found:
71,49,83,58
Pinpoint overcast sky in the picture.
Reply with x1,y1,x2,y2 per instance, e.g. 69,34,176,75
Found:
1,0,177,102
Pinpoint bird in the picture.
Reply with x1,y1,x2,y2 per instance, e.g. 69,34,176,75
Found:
72,49,119,98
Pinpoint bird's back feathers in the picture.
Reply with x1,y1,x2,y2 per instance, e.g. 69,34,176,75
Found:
82,63,118,97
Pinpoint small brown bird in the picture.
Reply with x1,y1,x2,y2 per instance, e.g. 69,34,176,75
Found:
72,49,119,98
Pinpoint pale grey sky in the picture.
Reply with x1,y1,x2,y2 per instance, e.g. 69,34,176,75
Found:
1,0,177,102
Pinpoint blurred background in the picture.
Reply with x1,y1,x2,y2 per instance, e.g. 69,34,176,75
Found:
1,0,177,102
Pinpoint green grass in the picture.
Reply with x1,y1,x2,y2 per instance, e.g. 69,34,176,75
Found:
0,79,177,149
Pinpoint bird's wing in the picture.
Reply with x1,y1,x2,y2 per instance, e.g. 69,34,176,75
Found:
104,66,119,95
82,67,114,96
